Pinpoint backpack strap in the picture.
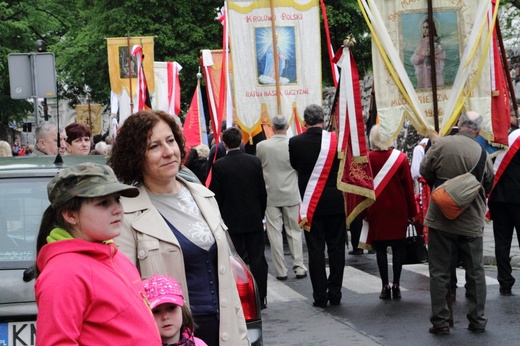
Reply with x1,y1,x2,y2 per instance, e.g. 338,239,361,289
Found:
470,147,487,183
434,146,486,188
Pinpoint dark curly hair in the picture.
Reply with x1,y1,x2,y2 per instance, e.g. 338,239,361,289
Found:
107,110,186,185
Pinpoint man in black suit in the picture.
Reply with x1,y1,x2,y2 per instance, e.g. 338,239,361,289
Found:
209,126,268,308
289,104,346,308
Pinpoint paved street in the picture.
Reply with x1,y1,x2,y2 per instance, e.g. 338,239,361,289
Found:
261,221,520,345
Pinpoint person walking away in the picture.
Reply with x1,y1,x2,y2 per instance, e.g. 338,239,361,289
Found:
34,162,161,345
143,274,207,346
360,124,417,300
288,104,347,308
209,126,268,308
420,111,494,335
488,128,520,296
256,115,307,280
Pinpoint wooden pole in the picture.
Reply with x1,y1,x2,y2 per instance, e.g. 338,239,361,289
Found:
127,34,133,111
427,0,439,132
495,15,519,119
269,0,282,115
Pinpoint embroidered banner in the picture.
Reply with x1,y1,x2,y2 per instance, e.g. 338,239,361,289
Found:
359,0,492,145
227,0,322,135
107,36,154,124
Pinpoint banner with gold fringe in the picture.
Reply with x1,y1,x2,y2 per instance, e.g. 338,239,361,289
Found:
358,0,492,145
227,0,322,136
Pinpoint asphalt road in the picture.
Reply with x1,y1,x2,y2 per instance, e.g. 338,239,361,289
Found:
261,241,520,346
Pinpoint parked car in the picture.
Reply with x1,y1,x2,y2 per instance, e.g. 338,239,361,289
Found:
0,155,262,346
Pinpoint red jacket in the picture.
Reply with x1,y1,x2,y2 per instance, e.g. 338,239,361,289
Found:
35,239,161,345
366,149,417,241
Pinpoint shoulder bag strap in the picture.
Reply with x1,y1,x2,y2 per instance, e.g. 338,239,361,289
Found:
470,147,487,183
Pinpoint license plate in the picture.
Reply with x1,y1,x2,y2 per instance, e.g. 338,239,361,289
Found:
0,321,36,346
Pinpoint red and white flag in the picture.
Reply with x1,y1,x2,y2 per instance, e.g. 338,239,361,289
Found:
131,45,152,113
333,46,375,227
489,0,510,148
167,62,182,116
183,80,208,149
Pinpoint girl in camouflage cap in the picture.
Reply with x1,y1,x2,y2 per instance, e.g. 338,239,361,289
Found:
34,162,162,345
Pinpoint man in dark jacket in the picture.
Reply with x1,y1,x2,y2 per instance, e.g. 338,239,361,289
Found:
420,111,494,335
289,104,346,308
209,126,268,308
488,128,520,296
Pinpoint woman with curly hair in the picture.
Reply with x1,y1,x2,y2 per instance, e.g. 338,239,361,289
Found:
107,110,249,346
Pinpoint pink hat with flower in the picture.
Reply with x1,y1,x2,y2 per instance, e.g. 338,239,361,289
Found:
143,274,184,309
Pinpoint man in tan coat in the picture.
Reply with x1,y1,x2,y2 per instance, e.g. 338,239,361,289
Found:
256,115,307,280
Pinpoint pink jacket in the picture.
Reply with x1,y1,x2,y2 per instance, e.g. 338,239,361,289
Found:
35,239,161,345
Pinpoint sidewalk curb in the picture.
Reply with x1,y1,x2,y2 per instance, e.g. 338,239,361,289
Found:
484,254,520,268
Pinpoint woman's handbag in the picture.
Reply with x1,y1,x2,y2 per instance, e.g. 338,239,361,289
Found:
403,222,428,265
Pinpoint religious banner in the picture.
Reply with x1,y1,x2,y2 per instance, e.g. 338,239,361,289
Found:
106,36,154,124
227,0,322,135
358,0,493,146
75,104,103,136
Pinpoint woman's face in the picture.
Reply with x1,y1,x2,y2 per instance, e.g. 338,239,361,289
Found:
67,136,91,155
68,194,124,242
422,22,429,37
142,120,181,186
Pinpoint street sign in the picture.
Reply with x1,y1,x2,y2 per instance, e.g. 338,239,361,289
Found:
8,53,57,99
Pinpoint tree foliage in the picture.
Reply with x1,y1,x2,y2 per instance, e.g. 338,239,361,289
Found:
0,0,370,125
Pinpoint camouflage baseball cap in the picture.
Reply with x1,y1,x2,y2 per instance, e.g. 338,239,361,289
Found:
48,162,139,208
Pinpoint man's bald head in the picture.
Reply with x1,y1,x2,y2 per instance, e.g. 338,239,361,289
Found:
458,111,482,134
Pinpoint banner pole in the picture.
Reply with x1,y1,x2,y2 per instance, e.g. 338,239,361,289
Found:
427,0,439,132
127,33,134,112
269,0,282,115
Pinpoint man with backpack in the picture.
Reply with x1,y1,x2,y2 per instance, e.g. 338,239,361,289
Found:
420,111,494,335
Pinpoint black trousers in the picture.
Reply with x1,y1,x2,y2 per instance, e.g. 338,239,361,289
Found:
489,201,520,289
349,217,362,249
304,213,346,304
230,231,268,301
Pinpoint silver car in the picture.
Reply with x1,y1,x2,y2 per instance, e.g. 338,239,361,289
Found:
0,155,262,346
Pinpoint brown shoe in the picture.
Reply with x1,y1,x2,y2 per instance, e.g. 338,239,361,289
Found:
429,325,450,335
379,286,391,300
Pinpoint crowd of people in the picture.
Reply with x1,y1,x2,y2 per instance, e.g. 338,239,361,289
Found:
1,121,114,158
4,103,518,343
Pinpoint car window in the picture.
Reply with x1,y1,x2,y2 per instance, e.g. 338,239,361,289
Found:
0,177,49,269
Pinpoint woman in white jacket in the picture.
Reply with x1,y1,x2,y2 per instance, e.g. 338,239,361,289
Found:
108,110,249,346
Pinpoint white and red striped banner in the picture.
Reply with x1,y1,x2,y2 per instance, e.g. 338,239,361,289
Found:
299,130,337,231
153,61,182,119
131,45,151,113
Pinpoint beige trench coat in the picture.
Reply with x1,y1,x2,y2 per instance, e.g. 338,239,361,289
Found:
116,176,250,345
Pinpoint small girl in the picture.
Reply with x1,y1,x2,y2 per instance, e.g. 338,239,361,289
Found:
144,274,208,346
35,162,161,345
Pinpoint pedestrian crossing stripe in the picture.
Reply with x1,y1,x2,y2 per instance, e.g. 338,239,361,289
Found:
267,274,307,302
403,263,499,286
267,264,499,302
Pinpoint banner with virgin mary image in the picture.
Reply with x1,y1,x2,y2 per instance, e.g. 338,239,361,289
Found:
358,0,494,145
227,0,322,135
